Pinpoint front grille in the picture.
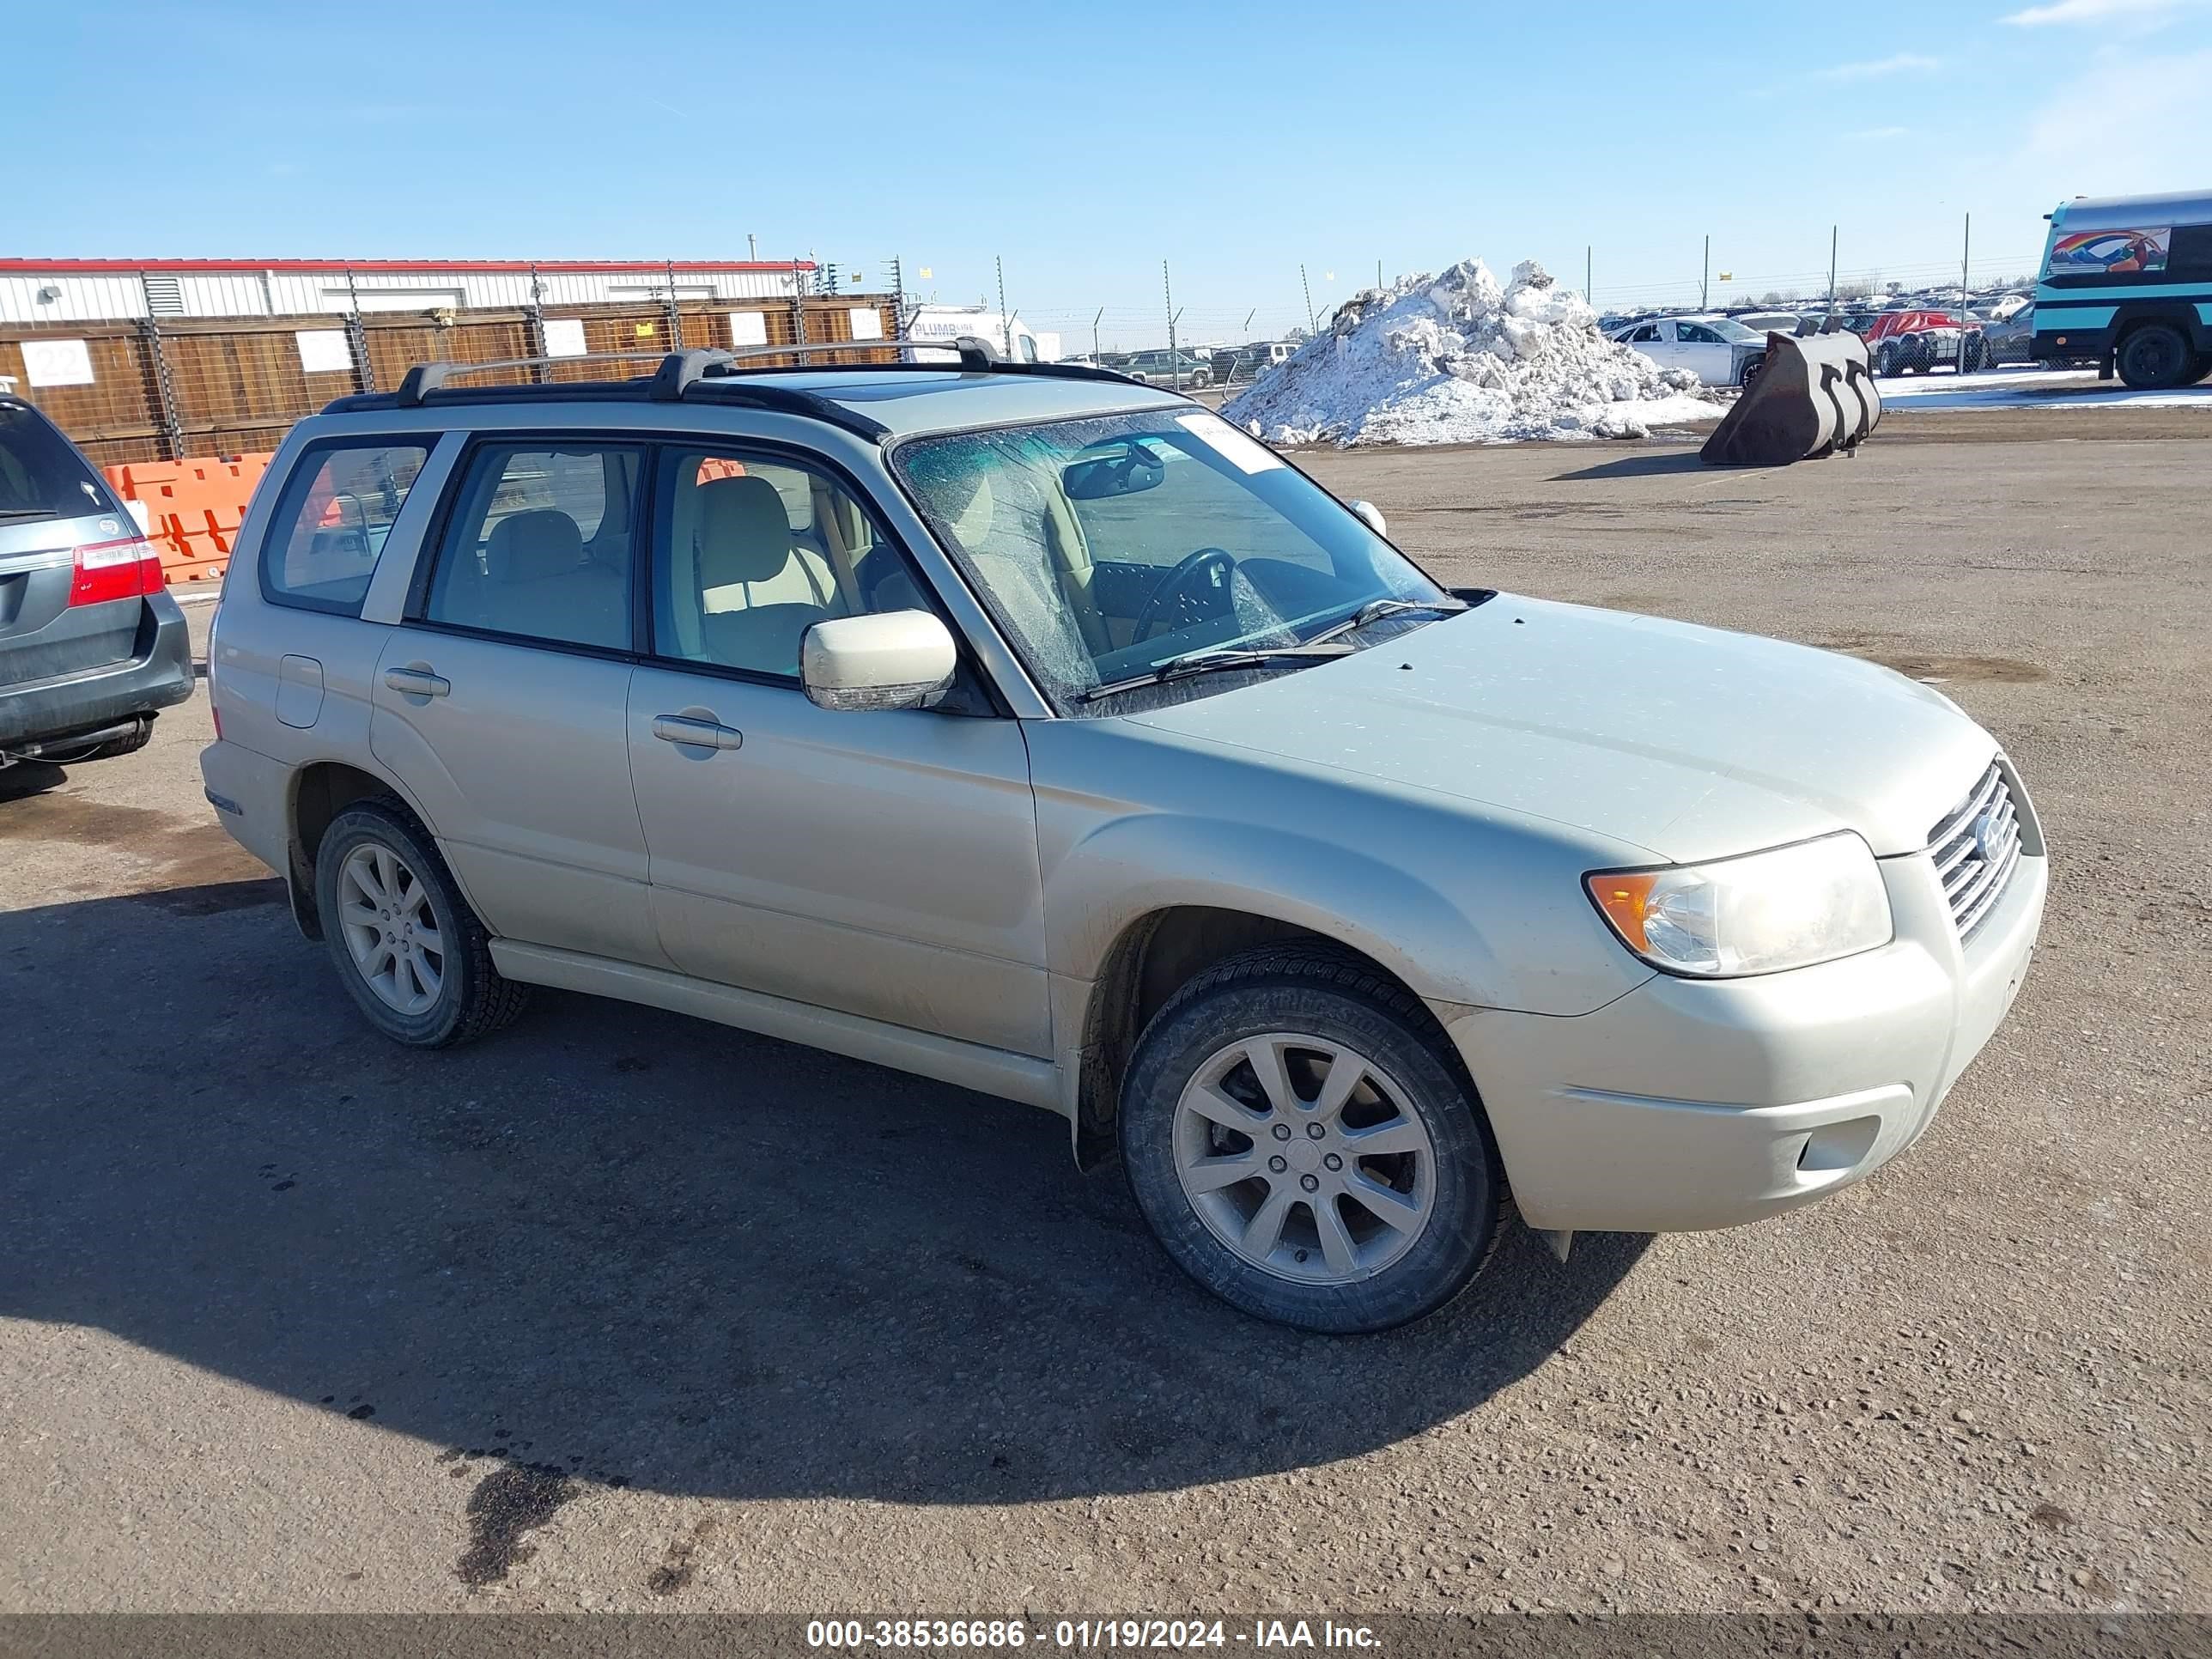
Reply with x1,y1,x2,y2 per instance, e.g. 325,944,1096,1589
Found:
1928,761,2022,940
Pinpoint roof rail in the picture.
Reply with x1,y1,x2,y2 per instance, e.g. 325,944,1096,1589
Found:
332,337,1157,436
657,337,1000,394
391,350,668,407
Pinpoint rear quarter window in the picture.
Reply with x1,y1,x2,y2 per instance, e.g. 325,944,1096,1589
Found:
259,441,429,616
0,400,118,524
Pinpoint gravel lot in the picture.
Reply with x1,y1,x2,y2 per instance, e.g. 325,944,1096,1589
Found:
2,416,2205,1617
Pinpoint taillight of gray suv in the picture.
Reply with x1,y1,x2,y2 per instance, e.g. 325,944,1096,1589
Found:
0,398,194,768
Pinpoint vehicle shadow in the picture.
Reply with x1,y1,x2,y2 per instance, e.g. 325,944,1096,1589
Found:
0,759,70,802
0,879,1650,1506
1549,451,1710,482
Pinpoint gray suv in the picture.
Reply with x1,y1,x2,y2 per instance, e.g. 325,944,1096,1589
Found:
1,398,193,768
202,343,2045,1332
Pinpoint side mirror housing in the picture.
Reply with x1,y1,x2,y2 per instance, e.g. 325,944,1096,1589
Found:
1349,499,1388,538
800,611,957,712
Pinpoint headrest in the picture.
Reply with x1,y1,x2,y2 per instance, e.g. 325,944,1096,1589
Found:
696,474,795,587
485,508,583,583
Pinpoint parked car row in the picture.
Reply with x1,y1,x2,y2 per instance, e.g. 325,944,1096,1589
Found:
1060,341,1305,391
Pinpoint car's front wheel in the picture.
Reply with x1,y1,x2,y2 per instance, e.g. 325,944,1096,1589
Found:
313,798,528,1048
1119,946,1507,1333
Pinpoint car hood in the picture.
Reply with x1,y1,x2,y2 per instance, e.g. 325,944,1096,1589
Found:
1121,597,1996,861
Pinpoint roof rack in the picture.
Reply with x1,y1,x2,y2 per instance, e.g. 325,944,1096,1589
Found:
331,338,1155,440
391,350,666,407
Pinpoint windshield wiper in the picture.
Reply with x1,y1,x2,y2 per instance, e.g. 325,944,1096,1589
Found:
1075,642,1353,704
1304,595,1468,648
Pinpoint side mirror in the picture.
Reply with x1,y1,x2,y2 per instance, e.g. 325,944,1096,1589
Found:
800,611,957,713
1349,499,1388,538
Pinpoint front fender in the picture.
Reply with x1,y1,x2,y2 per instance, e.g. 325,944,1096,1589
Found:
1032,768,1655,1019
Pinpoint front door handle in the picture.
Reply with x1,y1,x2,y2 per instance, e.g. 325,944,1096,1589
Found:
383,665,450,698
652,714,743,751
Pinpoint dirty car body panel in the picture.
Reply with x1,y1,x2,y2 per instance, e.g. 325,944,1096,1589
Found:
200,356,2046,1327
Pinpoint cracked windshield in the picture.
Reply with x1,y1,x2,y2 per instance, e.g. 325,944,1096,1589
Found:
895,409,1452,704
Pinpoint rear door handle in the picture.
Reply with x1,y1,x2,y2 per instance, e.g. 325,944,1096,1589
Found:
652,714,743,751
383,665,450,697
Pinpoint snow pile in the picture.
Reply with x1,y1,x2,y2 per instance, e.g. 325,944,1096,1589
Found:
1224,259,1722,446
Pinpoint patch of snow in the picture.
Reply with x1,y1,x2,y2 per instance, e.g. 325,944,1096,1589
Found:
1875,363,2212,410
1223,258,1723,447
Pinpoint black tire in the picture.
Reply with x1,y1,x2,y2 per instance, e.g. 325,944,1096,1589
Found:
1875,344,1899,378
313,797,528,1048
2116,323,2192,390
2192,352,2212,386
1119,945,1507,1334
1739,355,1764,391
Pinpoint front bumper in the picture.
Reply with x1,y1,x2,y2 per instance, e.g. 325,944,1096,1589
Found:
1441,836,2047,1234
0,592,194,747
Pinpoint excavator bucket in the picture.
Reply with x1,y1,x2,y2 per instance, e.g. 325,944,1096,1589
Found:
1700,331,1882,466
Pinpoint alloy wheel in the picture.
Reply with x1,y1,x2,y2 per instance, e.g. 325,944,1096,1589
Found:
337,843,445,1016
1171,1033,1437,1285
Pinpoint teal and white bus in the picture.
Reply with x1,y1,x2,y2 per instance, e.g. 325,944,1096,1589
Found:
2032,191,2212,389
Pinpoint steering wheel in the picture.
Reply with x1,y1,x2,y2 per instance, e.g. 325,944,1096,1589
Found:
1132,547,1237,643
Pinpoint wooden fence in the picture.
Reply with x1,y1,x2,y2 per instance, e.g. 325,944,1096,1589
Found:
0,295,902,467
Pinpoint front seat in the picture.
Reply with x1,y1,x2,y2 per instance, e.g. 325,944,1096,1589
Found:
693,475,840,675
695,475,837,615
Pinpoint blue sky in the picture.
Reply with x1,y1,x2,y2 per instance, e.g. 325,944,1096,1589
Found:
12,0,2211,347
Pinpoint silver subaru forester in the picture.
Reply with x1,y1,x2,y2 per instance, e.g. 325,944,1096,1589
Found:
201,343,2045,1333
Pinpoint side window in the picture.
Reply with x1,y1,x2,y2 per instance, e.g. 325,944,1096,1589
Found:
2169,224,2212,281
260,441,428,615
422,443,641,651
653,449,927,679
1628,324,1660,343
1678,323,1721,344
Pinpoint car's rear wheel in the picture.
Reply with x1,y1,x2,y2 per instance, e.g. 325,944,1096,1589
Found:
313,799,528,1048
1119,946,1506,1333
2117,323,2193,390
1875,344,1899,377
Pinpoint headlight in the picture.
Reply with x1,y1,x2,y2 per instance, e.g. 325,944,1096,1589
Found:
1584,832,1892,977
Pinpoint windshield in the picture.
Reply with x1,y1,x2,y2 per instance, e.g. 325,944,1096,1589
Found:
893,409,1449,708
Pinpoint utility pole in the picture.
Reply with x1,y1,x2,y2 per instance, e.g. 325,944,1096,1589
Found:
1958,212,1972,374
1702,234,1711,311
1300,264,1316,335
995,255,1010,356
1585,245,1592,308
1091,306,1103,361
1828,226,1838,314
887,255,906,339
1163,259,1178,390
1376,258,1383,291
747,233,757,261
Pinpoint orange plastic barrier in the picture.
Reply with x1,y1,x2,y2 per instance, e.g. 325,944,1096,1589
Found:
103,453,273,586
